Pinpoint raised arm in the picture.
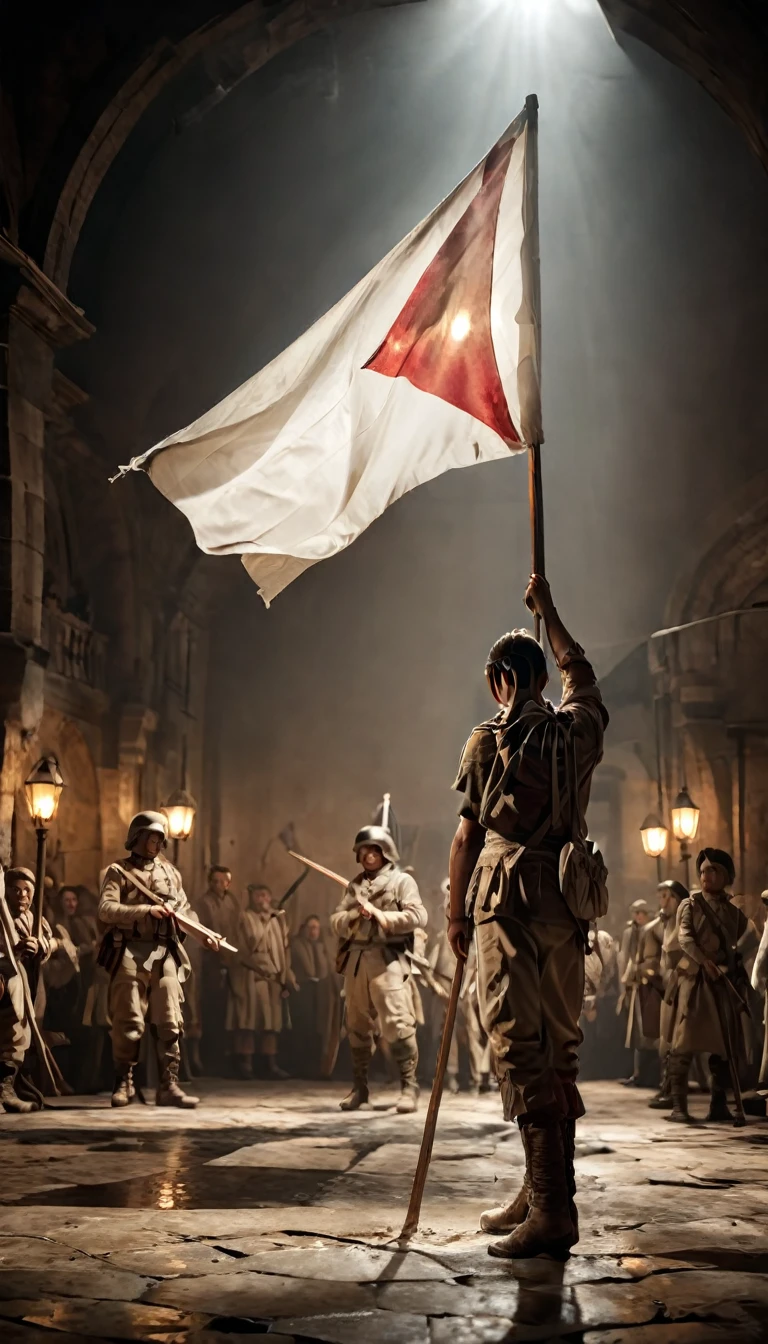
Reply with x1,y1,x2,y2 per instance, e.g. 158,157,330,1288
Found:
525,574,597,692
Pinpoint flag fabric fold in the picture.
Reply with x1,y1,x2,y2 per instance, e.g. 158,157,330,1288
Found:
126,98,542,604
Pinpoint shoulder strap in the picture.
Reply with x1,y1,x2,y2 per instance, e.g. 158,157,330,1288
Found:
110,862,161,905
691,892,732,960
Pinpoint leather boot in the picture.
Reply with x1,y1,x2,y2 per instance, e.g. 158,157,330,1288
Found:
666,1054,697,1125
562,1116,579,1238
156,1044,199,1108
480,1122,531,1233
488,1107,578,1259
649,1059,672,1109
0,1064,35,1114
111,1065,134,1108
392,1035,420,1114
340,1046,371,1111
266,1057,290,1080
447,1072,460,1095
706,1087,735,1124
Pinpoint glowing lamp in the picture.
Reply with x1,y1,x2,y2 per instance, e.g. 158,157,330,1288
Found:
24,756,64,829
163,789,197,842
671,787,700,843
640,814,668,859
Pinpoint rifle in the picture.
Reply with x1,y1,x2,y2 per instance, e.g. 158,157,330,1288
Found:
108,864,238,953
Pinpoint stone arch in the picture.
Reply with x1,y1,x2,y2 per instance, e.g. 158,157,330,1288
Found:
664,466,768,626
15,707,102,890
42,1,407,292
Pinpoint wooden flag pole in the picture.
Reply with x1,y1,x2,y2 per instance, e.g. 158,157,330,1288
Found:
399,957,465,1240
528,441,545,641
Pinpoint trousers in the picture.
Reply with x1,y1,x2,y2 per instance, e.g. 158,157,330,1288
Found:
344,946,416,1051
475,911,584,1119
109,948,184,1066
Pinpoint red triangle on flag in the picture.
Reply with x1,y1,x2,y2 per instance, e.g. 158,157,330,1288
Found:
364,140,520,447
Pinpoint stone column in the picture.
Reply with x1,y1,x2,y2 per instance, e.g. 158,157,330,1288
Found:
0,243,92,861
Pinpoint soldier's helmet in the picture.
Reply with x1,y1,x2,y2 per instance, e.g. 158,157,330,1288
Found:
125,810,168,852
353,825,399,865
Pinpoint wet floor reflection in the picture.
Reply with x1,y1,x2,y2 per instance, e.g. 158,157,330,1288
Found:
20,1164,334,1209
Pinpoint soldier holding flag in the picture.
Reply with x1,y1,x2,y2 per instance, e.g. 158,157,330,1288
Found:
447,574,608,1259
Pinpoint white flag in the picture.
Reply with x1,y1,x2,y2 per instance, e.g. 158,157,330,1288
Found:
124,98,542,605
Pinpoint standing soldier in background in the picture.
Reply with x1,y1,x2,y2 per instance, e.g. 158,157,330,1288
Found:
666,848,756,1125
617,898,652,1086
197,865,240,1075
331,825,427,1114
648,879,687,1109
429,879,491,1094
230,884,296,1079
0,869,54,1113
98,811,200,1109
447,575,608,1260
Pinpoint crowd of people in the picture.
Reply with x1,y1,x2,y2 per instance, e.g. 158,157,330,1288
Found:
582,848,768,1123
0,815,498,1114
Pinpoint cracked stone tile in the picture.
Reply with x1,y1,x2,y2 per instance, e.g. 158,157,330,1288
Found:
615,1218,768,1258
208,1137,356,1170
379,1279,663,1331
0,1266,152,1302
277,1310,429,1343
640,1269,768,1320
0,1236,92,1269
101,1242,254,1277
0,1297,210,1339
431,1248,698,1283
144,1270,375,1316
352,1141,498,1175
236,1244,455,1281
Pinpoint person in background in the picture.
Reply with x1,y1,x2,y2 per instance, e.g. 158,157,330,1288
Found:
648,880,687,1110
291,913,338,1078
428,880,491,1095
617,898,653,1087
230,884,296,1080
331,825,427,1114
197,865,241,1076
0,868,54,1113
666,848,757,1125
98,811,200,1109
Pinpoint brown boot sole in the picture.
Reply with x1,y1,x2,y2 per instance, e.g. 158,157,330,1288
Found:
488,1225,577,1260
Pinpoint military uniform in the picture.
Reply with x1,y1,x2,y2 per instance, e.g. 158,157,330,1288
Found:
454,647,607,1123
0,903,53,1112
429,927,490,1091
229,905,296,1074
666,888,756,1121
197,884,242,1074
98,812,195,1108
331,826,427,1113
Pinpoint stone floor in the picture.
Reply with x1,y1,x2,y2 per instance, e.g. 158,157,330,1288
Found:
0,1078,767,1342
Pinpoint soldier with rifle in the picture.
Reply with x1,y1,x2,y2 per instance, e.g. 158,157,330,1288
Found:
665,847,757,1126
330,825,427,1114
447,574,609,1259
98,811,235,1110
